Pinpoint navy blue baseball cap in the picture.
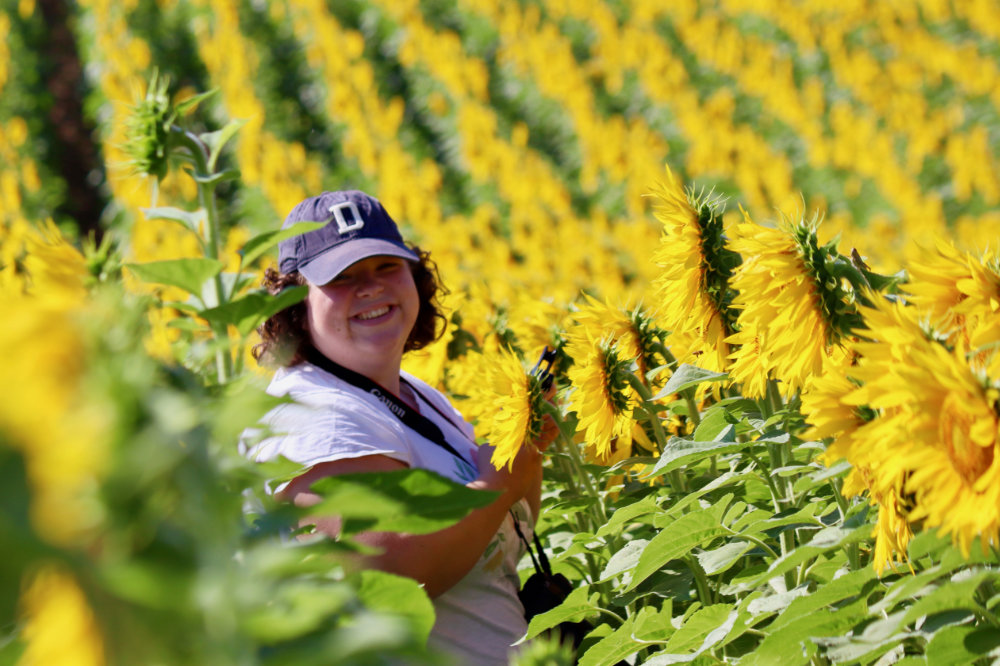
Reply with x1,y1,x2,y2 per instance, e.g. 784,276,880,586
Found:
277,190,419,284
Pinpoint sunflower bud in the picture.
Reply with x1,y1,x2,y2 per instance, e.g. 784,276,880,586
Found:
123,71,176,181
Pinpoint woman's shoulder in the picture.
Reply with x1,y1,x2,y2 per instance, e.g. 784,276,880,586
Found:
269,362,364,405
246,363,412,467
263,363,405,432
398,370,444,398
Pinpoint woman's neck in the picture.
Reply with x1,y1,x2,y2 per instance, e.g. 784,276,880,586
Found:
307,344,403,397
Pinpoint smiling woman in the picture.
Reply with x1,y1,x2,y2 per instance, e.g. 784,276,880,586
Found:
244,190,556,665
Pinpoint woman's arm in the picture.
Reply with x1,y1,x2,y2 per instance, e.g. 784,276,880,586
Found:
280,441,542,598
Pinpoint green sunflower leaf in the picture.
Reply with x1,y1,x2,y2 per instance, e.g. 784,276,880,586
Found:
643,437,754,480
140,206,207,234
626,509,729,592
522,585,601,641
308,468,499,536
125,257,225,298
240,222,326,269
198,286,307,337
201,118,248,171
652,363,728,400
356,570,435,643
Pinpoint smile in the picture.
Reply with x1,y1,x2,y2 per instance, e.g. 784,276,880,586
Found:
355,305,392,321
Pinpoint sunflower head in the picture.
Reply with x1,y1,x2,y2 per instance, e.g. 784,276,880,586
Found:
479,348,550,471
624,304,670,381
570,295,669,382
123,71,176,181
566,336,635,461
789,215,864,345
649,167,740,369
695,191,741,329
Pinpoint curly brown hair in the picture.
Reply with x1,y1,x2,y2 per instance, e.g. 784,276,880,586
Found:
252,246,448,367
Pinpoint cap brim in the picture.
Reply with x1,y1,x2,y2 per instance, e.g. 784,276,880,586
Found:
297,239,420,285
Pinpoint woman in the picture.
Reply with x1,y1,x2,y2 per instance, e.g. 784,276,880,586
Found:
245,190,555,664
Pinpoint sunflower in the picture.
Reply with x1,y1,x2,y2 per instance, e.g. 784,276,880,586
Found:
802,371,871,467
123,70,176,181
802,369,912,572
906,241,1000,368
856,467,915,575
844,298,1000,558
19,565,105,666
648,166,739,373
1,222,108,545
727,209,858,398
477,348,548,471
569,294,669,385
565,334,634,463
905,240,974,341
506,291,570,359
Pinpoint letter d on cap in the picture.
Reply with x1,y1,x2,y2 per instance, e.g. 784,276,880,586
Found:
329,201,364,234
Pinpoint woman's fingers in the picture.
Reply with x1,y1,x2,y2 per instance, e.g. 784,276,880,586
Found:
533,414,559,453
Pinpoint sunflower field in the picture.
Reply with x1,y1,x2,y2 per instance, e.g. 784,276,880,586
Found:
3,0,1000,664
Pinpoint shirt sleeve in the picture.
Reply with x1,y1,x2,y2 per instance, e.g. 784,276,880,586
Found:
247,394,414,471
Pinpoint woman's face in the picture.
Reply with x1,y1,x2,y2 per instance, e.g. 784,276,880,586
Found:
305,255,420,381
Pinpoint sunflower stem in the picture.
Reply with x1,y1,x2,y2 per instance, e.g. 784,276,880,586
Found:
169,125,232,384
544,401,610,531
745,451,782,514
765,379,784,421
683,390,702,428
829,477,861,570
546,434,607,590
780,531,796,590
625,373,670,450
974,604,1000,628
561,428,609,526
651,341,679,371
720,525,781,560
685,554,715,605
764,379,798,504
625,373,689,494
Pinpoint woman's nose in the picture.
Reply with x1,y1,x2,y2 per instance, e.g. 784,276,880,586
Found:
355,271,383,297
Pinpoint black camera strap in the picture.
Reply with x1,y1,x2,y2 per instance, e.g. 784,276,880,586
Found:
510,509,552,579
303,346,467,462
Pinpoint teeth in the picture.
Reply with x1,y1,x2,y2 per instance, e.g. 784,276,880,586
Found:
356,306,390,321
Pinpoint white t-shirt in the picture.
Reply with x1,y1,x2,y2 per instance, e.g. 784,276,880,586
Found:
243,362,531,665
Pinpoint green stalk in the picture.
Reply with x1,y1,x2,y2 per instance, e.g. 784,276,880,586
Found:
683,390,702,429
170,126,232,383
541,403,617,594
685,554,715,605
765,379,784,419
559,426,608,526
651,341,679,371
973,604,1000,628
745,451,782,514
625,373,670,451
829,477,860,571
626,372,688,494
764,379,797,504
720,525,781,560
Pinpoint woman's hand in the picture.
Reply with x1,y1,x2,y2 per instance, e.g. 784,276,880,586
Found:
473,440,542,504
